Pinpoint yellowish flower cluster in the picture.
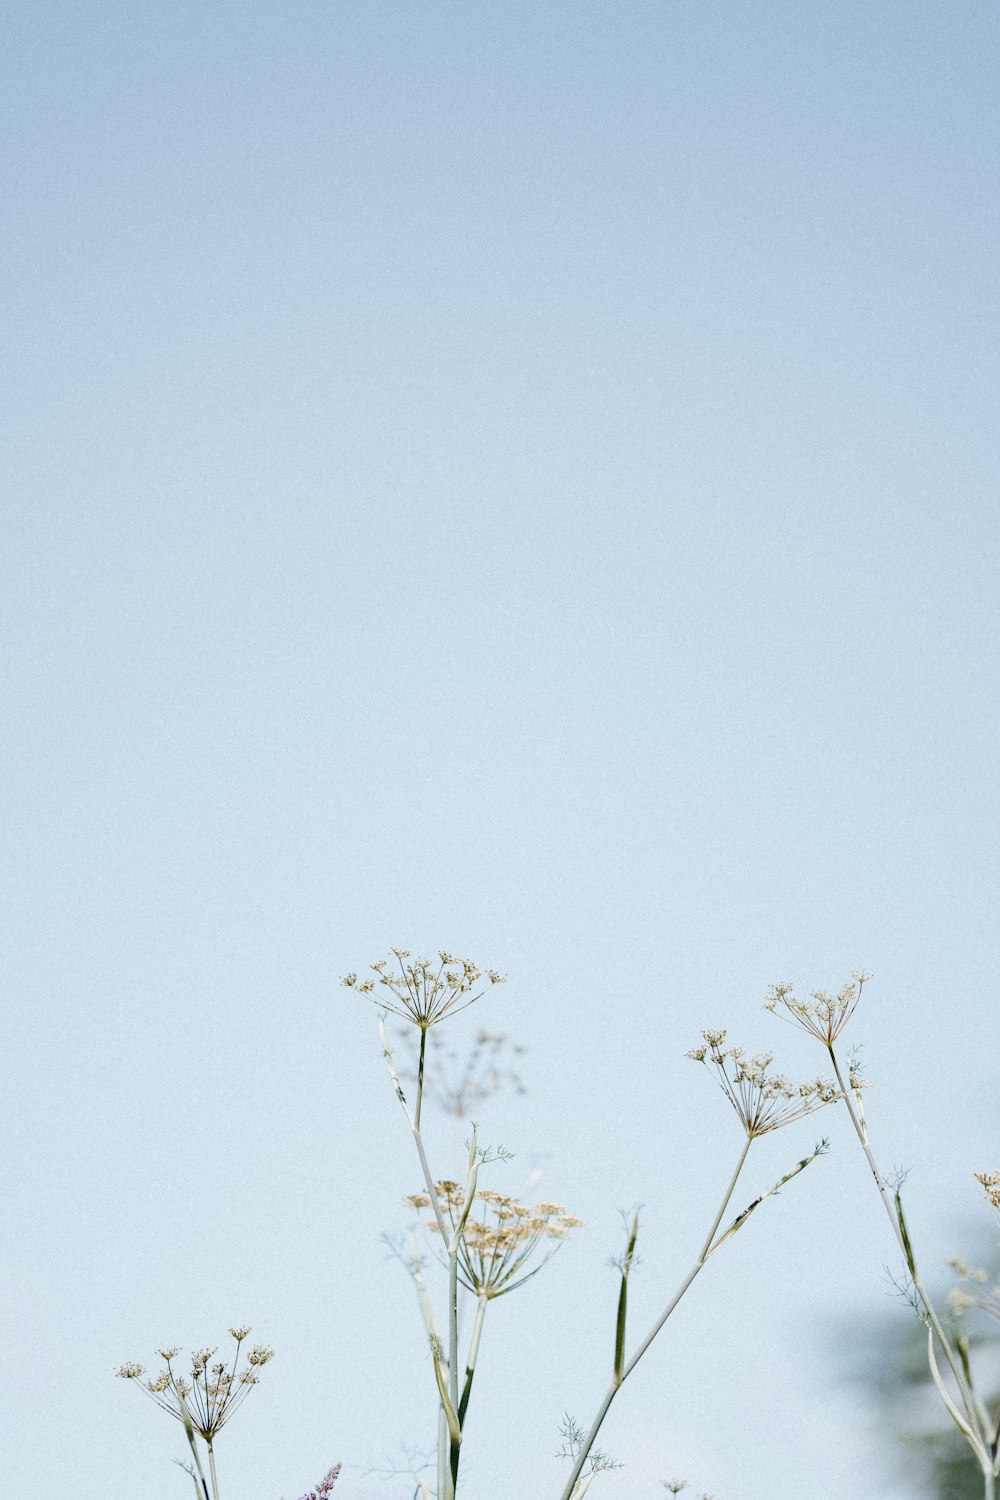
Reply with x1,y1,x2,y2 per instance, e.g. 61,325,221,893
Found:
407,1182,580,1298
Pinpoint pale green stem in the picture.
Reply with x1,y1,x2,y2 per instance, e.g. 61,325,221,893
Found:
380,1021,454,1494
178,1396,210,1500
828,1045,984,1441
557,1137,752,1500
207,1443,220,1500
458,1295,489,1425
443,1131,480,1493
449,1250,460,1410
415,1026,427,1130
437,1406,448,1500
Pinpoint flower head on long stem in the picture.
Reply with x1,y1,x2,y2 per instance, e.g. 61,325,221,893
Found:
116,1328,273,1443
762,972,871,1045
686,1029,841,1138
342,949,506,1029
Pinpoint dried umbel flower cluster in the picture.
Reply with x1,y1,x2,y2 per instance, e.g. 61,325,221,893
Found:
116,1328,273,1441
975,1170,1000,1214
762,972,871,1045
686,1029,841,1137
297,1461,341,1499
341,949,506,1029
408,1181,581,1298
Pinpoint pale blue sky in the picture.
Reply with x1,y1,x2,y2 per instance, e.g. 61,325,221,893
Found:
2,4,998,1498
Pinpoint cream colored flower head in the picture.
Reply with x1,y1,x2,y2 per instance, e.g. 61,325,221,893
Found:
115,1328,272,1440
342,948,506,1028
687,1029,841,1137
763,972,871,1046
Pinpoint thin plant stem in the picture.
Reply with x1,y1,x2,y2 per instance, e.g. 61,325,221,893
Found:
445,1134,480,1492
416,1026,427,1130
207,1443,220,1500
827,1045,984,1440
379,1022,455,1494
458,1295,489,1425
557,1136,752,1500
179,1396,210,1500
437,1406,448,1500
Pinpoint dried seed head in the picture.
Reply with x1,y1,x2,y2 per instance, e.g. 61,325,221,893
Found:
763,972,871,1046
116,1332,272,1439
687,1031,841,1137
342,948,504,1029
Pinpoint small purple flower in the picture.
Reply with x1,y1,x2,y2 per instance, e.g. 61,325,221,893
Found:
297,1461,341,1499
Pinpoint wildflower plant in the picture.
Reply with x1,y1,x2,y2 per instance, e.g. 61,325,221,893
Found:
765,974,1000,1499
116,1328,272,1500
345,946,837,1500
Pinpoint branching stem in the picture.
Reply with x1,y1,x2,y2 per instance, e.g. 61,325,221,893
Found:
557,1136,752,1500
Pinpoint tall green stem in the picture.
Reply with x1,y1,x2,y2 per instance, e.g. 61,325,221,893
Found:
459,1295,489,1425
557,1137,752,1500
828,1045,983,1441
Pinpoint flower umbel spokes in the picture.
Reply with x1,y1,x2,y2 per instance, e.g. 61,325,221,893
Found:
117,1327,272,1500
408,1181,581,1298
342,948,506,1029
116,1328,273,1440
686,1029,841,1137
762,971,871,1045
974,1170,1000,1215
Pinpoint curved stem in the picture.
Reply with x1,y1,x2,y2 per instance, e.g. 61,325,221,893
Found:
828,1045,984,1442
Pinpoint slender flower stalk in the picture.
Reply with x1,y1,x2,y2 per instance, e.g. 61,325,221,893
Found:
558,1031,835,1500
348,951,506,1500
765,975,1000,1493
117,1329,272,1500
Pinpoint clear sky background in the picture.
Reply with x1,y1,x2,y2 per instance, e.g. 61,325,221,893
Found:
2,4,998,1498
